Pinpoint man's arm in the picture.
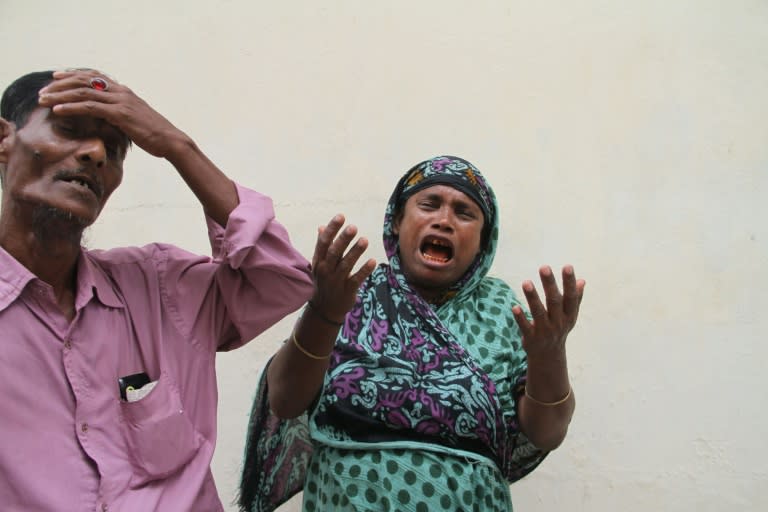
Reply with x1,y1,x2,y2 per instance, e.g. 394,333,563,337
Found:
161,136,237,228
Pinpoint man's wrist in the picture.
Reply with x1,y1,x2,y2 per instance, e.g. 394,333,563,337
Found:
162,131,196,163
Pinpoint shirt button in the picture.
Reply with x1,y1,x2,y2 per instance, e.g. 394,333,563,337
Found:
81,423,89,433
64,340,72,349
101,504,108,512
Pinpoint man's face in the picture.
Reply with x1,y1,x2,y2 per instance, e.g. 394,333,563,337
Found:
393,184,484,301
0,107,127,228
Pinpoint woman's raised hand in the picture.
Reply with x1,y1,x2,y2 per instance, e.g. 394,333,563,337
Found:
512,265,585,361
310,214,376,324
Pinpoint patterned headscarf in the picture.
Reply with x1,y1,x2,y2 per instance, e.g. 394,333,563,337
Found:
393,156,494,244
384,155,497,302
239,156,544,512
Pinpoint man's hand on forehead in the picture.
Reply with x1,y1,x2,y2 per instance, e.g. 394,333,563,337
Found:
37,69,181,159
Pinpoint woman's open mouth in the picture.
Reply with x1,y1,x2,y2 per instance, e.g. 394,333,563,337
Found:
420,236,453,264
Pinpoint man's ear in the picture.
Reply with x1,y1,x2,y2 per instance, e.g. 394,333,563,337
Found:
0,118,16,164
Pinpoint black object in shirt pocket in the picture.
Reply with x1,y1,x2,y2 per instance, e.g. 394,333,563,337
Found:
119,370,203,487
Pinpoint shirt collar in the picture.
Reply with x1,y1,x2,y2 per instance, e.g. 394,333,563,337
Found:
0,245,36,312
0,245,124,312
76,251,124,310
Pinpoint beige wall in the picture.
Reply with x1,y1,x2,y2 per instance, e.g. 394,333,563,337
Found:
2,1,766,510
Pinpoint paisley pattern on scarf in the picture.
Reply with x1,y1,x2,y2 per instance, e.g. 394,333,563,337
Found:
239,156,546,512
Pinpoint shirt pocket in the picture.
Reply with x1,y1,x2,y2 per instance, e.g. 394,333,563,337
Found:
119,370,203,487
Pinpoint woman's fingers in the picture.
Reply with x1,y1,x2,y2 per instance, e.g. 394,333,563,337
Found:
350,258,377,287
517,266,586,356
312,214,345,268
337,236,368,274
522,280,548,324
562,265,584,319
313,216,373,288
512,305,533,339
539,265,563,323
310,217,374,319
325,224,358,267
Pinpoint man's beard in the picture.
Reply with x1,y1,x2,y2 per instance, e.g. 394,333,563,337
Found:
31,205,89,248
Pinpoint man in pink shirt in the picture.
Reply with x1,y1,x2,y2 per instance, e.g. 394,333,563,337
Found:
0,69,316,511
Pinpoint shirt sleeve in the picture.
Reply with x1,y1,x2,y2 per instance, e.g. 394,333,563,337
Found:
163,182,313,352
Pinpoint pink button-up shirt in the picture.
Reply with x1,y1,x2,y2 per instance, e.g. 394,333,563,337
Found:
0,184,313,511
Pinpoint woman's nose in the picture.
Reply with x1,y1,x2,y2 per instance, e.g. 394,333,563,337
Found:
431,208,454,231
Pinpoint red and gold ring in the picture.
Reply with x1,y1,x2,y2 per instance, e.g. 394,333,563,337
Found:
89,76,109,91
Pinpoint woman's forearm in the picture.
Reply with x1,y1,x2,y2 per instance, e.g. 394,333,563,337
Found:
518,353,576,451
266,305,342,419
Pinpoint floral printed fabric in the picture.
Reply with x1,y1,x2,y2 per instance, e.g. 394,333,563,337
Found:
239,156,546,512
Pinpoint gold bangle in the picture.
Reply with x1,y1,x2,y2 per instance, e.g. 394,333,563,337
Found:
525,385,572,406
291,331,333,360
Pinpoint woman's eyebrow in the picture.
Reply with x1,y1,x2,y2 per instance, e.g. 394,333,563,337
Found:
451,197,479,210
417,192,443,203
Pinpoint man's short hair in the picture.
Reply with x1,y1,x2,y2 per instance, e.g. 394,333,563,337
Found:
1,71,55,127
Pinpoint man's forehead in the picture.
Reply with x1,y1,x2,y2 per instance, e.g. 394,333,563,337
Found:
28,107,129,146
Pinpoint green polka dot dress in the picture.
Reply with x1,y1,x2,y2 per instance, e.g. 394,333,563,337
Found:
303,447,513,512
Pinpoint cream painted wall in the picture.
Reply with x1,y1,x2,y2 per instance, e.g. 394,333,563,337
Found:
1,1,766,510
